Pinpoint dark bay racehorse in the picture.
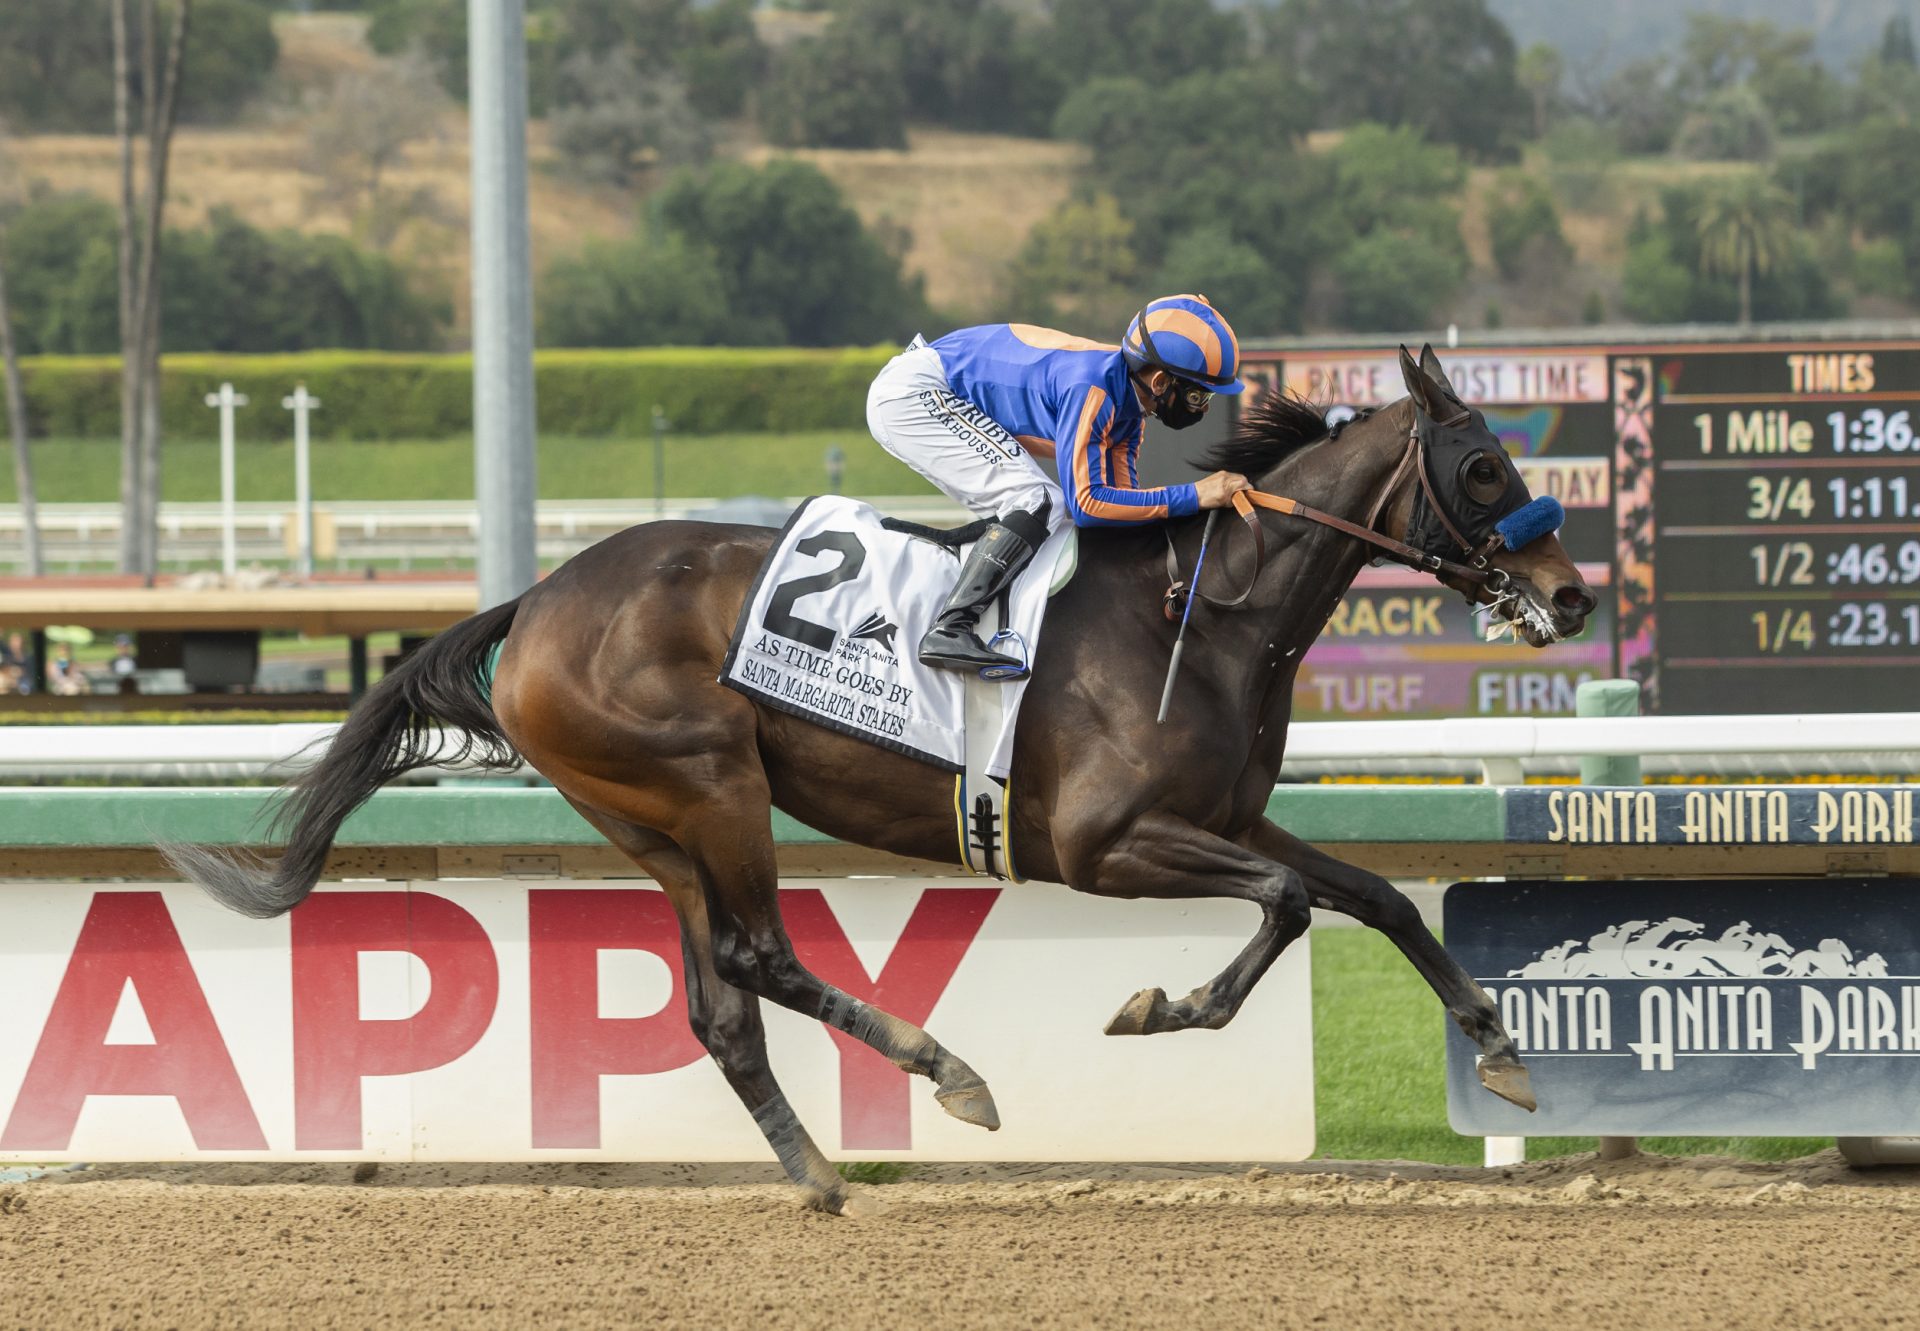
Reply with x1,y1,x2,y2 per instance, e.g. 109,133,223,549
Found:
170,347,1595,1211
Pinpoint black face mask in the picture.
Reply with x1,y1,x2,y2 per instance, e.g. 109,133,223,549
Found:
1405,403,1530,557
1151,379,1211,430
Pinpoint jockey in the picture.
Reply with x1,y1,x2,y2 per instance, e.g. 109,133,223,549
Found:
867,294,1255,673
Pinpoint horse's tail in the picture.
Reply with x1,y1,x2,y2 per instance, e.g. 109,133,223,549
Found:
165,596,524,919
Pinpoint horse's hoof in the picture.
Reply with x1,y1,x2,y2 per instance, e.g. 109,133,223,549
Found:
798,1183,852,1215
838,1189,891,1221
1478,1053,1537,1112
1104,987,1168,1036
935,1077,1001,1131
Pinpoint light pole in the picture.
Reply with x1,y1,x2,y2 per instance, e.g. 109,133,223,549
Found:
469,0,538,609
281,383,320,578
205,382,249,578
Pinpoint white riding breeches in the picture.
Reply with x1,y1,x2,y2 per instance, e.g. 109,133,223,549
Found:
866,338,1067,528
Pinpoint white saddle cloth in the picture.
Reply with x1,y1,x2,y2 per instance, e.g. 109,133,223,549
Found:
720,495,1067,780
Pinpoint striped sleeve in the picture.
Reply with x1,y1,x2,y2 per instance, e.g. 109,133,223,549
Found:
1053,386,1200,528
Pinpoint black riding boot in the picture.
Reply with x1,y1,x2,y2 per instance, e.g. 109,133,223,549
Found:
918,507,1049,672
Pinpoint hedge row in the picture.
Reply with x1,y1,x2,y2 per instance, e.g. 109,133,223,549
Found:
9,347,898,441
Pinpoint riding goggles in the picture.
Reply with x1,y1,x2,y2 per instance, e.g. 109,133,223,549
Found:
1169,381,1215,412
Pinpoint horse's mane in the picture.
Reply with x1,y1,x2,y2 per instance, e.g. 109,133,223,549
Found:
1194,390,1329,478
1078,390,1335,558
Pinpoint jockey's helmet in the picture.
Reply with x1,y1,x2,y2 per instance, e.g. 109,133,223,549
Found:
1121,294,1247,396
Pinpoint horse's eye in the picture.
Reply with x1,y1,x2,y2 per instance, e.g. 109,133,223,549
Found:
1464,454,1508,503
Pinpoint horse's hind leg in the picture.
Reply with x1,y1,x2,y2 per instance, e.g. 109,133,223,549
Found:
1058,810,1311,1035
1247,817,1535,1112
675,800,1001,1132
569,807,852,1212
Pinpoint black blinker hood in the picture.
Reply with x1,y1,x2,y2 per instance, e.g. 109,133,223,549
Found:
1405,402,1530,561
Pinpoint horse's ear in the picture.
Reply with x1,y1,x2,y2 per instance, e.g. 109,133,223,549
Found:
1418,343,1462,400
1398,344,1440,420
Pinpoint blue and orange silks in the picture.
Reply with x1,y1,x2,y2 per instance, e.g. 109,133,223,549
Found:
928,323,1202,527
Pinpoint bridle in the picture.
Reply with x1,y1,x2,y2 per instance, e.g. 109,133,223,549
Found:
1164,415,1513,615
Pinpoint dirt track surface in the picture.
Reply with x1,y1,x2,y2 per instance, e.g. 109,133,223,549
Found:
5,1153,1920,1330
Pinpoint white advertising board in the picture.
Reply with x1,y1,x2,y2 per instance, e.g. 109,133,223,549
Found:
0,881,1314,1162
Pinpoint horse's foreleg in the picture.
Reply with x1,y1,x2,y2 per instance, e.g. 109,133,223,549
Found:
1062,810,1310,1035
1245,817,1535,1112
566,805,851,1212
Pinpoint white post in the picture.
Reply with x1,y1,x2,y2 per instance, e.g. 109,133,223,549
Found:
281,384,320,578
1485,1136,1526,1168
205,382,249,578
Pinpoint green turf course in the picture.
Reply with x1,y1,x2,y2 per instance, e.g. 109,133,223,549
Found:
1310,928,1831,1164
0,433,941,505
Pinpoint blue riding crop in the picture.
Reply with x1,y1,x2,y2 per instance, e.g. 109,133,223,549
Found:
1157,508,1219,725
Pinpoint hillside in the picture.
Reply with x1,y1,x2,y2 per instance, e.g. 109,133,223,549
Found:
4,9,1893,347
1487,0,1906,74
4,15,635,335
0,13,1075,338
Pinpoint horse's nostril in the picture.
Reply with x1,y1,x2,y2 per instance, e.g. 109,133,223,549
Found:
1555,585,1597,618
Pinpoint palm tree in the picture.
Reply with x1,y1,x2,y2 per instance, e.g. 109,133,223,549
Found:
1695,175,1798,325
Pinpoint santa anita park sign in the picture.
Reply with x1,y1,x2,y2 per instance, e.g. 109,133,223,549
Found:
1447,878,1920,1137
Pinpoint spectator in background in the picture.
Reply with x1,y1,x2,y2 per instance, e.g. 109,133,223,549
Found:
48,644,90,697
111,635,140,695
1,631,36,694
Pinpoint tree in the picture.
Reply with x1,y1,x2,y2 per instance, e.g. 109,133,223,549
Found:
1675,16,1835,137
1043,0,1246,90
1051,65,1318,276
1855,56,1920,128
304,51,451,251
364,0,471,100
1619,233,1694,324
1673,85,1775,162
652,160,927,345
550,51,710,189
112,0,193,575
0,138,36,575
1516,42,1563,140
158,210,448,352
1154,226,1292,339
1056,67,1315,204
1267,0,1529,159
1325,124,1467,242
1588,57,1684,155
1332,228,1465,332
538,232,739,346
757,28,906,149
169,0,276,122
0,238,31,575
678,0,764,119
364,0,764,118
1695,176,1798,324
1883,13,1918,68
1002,193,1140,332
0,0,274,131
1486,173,1571,279
0,192,119,354
0,193,445,354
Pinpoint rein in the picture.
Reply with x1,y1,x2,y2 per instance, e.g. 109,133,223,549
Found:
1164,424,1511,615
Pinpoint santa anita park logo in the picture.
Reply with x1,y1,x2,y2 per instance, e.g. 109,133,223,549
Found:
1487,916,1915,1072
1445,879,1920,1136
